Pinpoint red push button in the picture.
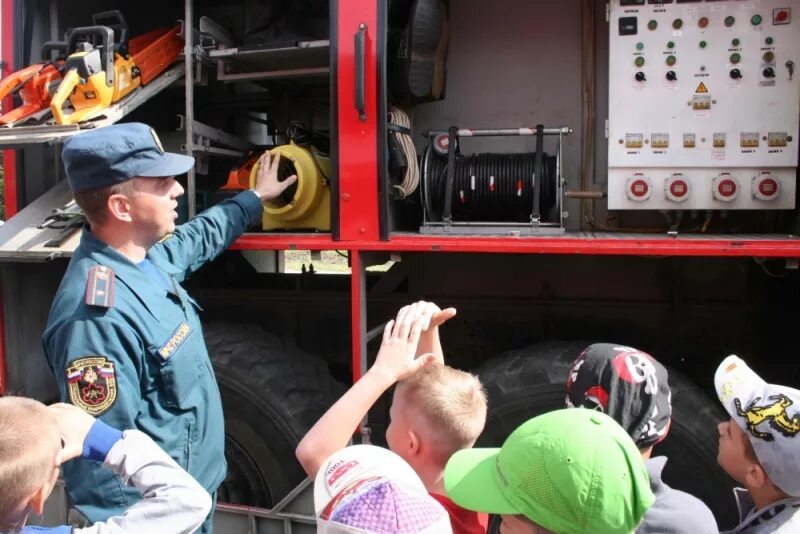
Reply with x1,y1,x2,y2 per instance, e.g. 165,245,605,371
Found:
773,8,791,25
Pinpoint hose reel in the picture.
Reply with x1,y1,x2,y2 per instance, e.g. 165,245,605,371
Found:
420,125,571,234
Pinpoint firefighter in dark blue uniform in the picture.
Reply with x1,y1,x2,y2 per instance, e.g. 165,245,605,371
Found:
42,123,296,532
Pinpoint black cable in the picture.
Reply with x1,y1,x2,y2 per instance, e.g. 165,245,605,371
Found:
423,149,557,222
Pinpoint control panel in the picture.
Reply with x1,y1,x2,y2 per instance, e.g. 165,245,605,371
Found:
608,0,799,210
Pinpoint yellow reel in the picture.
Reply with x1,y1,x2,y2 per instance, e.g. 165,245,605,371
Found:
249,142,331,231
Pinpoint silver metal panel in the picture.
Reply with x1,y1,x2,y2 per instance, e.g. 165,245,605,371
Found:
0,180,80,261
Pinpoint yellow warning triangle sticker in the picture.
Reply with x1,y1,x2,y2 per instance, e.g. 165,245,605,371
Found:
695,82,708,93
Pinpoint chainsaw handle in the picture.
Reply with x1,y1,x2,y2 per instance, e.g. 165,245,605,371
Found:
67,26,114,87
41,41,68,61
50,68,79,125
92,10,129,49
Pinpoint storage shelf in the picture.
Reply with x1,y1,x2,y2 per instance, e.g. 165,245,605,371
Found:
210,40,330,82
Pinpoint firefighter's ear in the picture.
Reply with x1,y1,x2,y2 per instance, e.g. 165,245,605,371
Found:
107,193,133,223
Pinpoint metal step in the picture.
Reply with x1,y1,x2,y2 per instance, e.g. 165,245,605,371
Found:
37,478,317,534
0,64,184,148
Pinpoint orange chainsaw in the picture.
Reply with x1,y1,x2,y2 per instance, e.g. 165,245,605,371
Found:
0,43,68,126
49,12,183,125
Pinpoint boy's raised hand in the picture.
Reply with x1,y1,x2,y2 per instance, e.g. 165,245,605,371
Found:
405,300,456,363
373,303,437,382
414,300,457,331
48,403,96,463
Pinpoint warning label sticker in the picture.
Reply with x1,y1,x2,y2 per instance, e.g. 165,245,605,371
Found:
695,82,709,93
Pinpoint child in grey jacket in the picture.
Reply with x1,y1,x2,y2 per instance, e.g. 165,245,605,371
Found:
1,397,211,534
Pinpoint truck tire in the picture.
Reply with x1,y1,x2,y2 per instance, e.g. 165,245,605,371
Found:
476,341,738,529
204,323,345,507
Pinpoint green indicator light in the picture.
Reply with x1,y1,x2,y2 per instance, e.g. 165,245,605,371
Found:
765,36,774,45
751,14,762,26
666,55,677,66
636,42,644,50
725,16,735,28
730,52,741,64
732,38,740,47
699,40,707,49
635,56,645,67
648,20,658,31
667,41,675,49
673,18,683,30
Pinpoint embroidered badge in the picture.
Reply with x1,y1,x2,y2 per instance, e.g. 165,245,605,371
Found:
158,322,193,360
66,357,117,415
85,265,116,308
735,394,800,441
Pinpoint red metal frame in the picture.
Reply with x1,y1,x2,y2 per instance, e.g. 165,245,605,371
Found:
336,0,379,241
0,0,13,394
233,234,800,258
349,250,364,383
1,0,15,218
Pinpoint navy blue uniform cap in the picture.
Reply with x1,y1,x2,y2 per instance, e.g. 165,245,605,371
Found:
62,122,195,192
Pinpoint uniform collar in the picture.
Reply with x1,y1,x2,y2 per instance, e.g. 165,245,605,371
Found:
79,226,175,321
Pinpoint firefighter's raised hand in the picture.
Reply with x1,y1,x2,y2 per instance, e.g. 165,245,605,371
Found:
48,403,96,463
372,303,437,382
253,151,298,201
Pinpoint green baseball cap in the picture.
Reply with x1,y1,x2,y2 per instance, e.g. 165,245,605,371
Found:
444,409,654,534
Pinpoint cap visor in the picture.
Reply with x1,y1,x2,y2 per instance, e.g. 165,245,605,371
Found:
444,447,518,515
137,152,195,178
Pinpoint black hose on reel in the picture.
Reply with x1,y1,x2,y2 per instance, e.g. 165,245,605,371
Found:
423,148,558,222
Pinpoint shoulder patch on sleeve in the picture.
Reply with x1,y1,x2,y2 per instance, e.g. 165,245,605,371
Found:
85,265,116,308
66,356,118,416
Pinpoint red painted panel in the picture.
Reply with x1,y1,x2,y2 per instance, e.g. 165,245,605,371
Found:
1,0,16,217
0,0,13,393
232,234,800,258
336,0,379,241
349,250,364,383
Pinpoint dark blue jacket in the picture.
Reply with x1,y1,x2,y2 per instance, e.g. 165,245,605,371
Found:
42,190,262,522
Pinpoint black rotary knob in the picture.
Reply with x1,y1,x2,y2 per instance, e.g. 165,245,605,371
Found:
635,71,647,82
763,67,775,78
666,70,677,81
730,68,742,80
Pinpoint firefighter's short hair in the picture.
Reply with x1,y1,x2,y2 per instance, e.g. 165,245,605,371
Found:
72,179,138,226
0,396,61,529
397,363,487,460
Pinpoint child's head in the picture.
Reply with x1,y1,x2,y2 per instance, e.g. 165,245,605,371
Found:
714,355,800,499
566,343,672,454
387,363,487,467
444,409,654,534
313,444,453,533
0,397,62,530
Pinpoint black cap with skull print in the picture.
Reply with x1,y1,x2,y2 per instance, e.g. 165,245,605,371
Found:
566,343,672,449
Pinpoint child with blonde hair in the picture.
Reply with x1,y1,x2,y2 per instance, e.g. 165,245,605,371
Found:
296,301,488,534
0,396,211,533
